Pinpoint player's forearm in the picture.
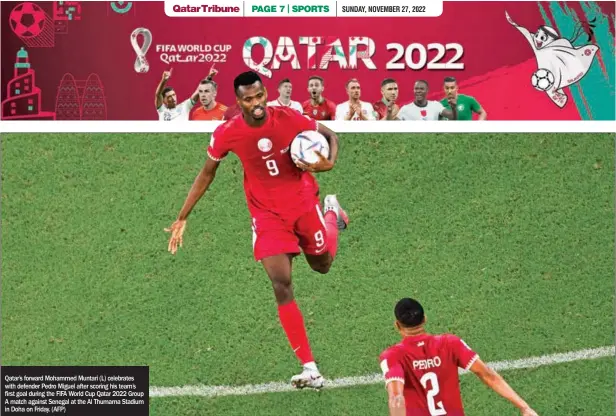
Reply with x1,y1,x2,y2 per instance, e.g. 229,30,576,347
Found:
177,171,215,221
388,397,405,416
317,124,339,165
479,369,531,410
478,109,487,120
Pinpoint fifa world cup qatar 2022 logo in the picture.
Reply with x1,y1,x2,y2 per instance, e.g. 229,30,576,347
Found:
131,27,152,73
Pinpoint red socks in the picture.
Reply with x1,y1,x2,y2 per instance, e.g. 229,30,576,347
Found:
324,211,339,259
278,300,314,364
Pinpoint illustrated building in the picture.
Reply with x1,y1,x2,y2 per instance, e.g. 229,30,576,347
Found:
2,47,55,120
55,72,107,120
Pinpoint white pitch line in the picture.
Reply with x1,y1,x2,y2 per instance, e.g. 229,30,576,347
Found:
149,345,615,398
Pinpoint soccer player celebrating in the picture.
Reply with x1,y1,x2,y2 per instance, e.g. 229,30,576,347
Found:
335,78,377,120
380,298,539,416
191,80,227,120
155,66,217,121
302,76,337,120
165,71,349,389
267,78,303,113
440,76,487,120
373,78,400,120
396,80,457,121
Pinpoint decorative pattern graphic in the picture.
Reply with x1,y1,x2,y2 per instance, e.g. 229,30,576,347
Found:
53,1,81,21
109,1,134,15
9,2,55,47
55,72,107,120
2,47,55,120
131,27,152,74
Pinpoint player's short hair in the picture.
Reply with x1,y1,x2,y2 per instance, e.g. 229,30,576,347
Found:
162,87,175,98
394,298,425,328
308,76,324,85
415,80,429,88
234,71,263,96
381,78,397,87
278,78,291,87
443,76,457,84
346,78,360,88
200,79,217,90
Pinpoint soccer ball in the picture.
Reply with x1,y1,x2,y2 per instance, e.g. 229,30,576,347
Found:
531,69,555,91
290,130,330,166
9,2,46,38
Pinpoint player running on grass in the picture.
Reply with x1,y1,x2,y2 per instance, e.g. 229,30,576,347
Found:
380,298,539,416
165,71,348,389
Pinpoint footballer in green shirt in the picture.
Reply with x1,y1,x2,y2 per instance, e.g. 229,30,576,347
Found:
440,77,487,120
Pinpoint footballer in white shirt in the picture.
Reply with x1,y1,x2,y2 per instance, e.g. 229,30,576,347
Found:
335,78,377,121
155,66,218,121
397,80,457,121
267,78,303,113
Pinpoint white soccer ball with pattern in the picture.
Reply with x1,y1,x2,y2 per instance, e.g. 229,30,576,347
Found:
290,130,330,166
531,68,555,91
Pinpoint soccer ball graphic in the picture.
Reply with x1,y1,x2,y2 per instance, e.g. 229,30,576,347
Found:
290,130,330,166
9,2,46,38
531,68,555,92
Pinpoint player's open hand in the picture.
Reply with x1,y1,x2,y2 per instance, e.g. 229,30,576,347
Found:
295,151,333,173
164,219,186,255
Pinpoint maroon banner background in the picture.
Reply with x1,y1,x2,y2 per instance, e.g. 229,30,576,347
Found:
1,1,614,121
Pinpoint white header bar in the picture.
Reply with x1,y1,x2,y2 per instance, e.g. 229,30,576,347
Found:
1,121,614,134
164,1,442,17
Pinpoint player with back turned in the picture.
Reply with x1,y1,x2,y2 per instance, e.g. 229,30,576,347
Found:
380,298,539,416
165,71,349,389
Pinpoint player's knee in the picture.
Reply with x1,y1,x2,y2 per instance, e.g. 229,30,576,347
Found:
310,259,331,274
271,277,293,303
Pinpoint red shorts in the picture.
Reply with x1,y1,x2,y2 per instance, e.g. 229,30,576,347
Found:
251,203,328,261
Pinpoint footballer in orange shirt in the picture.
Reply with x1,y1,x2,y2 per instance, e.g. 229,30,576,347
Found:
191,80,227,120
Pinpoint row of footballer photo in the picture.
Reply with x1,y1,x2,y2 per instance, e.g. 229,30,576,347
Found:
155,67,486,122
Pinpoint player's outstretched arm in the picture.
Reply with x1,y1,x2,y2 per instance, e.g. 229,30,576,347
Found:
469,359,539,416
165,157,220,254
385,380,406,416
156,70,172,109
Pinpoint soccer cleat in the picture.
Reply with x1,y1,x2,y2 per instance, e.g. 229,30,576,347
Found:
323,194,349,230
290,367,325,390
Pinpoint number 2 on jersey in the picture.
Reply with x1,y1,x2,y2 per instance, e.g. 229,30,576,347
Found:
266,159,279,176
420,372,447,415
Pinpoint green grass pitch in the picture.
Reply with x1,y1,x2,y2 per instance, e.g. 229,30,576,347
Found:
2,133,614,415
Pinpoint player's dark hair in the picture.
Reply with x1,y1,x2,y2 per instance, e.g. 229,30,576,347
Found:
381,78,397,87
162,87,174,97
200,79,217,90
233,71,262,96
394,298,425,328
443,76,457,84
415,80,429,88
278,78,291,87
308,76,324,85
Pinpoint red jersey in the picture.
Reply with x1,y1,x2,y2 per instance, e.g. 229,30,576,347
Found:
222,104,241,120
373,100,400,120
302,98,336,120
207,106,319,217
379,334,479,416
